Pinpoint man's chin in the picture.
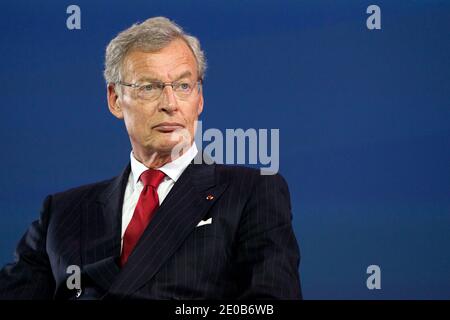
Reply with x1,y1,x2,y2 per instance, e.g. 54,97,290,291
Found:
153,139,191,157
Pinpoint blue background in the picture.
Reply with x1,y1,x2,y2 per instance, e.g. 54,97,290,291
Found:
0,0,449,299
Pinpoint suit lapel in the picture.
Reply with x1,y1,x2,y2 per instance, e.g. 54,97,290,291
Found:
81,164,130,291
107,162,228,298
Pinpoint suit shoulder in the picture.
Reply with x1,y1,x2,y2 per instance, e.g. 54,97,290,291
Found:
50,176,117,205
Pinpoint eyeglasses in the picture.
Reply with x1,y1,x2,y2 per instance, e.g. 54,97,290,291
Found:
117,79,202,102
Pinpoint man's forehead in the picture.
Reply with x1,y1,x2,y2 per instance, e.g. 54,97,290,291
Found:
125,66,196,83
122,41,198,80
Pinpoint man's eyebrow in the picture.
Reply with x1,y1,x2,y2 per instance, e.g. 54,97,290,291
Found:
174,71,193,80
136,75,160,83
136,71,194,83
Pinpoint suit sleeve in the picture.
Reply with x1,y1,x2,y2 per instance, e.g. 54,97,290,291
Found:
0,195,56,299
235,173,302,299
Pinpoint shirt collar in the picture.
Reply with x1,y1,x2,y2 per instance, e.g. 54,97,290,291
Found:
130,143,198,185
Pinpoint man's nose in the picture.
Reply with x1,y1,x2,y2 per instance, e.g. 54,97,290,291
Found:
159,85,178,113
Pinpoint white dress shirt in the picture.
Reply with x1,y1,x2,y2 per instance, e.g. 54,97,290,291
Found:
120,143,198,250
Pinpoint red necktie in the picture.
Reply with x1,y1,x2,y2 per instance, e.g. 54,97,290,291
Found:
120,169,165,267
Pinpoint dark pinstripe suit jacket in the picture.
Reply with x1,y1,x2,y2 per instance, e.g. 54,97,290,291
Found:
0,162,302,299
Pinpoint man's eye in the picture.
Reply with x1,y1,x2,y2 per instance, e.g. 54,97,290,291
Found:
178,82,191,91
141,84,156,91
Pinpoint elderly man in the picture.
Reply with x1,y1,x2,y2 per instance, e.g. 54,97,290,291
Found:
0,17,301,300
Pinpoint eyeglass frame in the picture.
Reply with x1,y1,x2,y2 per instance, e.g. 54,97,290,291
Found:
115,79,203,101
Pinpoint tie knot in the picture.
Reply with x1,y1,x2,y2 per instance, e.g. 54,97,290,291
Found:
140,169,165,188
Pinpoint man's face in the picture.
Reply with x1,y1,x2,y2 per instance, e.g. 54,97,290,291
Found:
108,38,203,158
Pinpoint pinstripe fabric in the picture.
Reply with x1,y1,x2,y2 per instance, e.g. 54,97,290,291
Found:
0,162,302,299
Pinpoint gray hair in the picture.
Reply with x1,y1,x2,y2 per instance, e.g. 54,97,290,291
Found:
104,17,206,84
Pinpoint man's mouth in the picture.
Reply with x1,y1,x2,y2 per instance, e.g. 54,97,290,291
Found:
152,122,185,133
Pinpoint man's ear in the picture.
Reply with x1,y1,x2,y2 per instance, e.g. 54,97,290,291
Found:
107,83,124,119
197,90,204,116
